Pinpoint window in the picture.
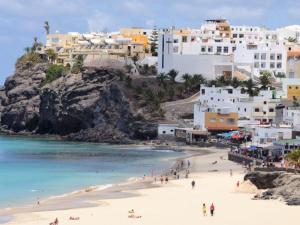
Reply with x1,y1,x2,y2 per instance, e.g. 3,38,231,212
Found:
211,97,214,100
277,62,282,69
269,108,274,112
289,86,292,89
201,46,206,53
202,89,205,95
264,101,267,104
254,53,259,60
208,46,213,52
173,39,179,43
254,62,259,68
263,112,266,115
270,54,275,60
261,53,266,60
182,36,188,43
232,47,236,52
238,107,240,111
277,54,282,60
244,108,247,112
233,33,237,38
239,34,244,38
261,62,266,68
270,62,275,69
163,131,166,134
223,46,229,53
210,118,217,123
296,87,299,89
228,89,233,94
217,46,222,53
255,108,259,112
173,46,178,53
227,118,235,125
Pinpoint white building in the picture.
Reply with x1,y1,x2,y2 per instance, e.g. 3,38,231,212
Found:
158,30,234,80
283,107,300,128
158,123,178,136
234,42,287,77
252,126,292,145
231,26,262,45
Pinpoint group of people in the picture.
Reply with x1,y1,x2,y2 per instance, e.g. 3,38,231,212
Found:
202,203,215,216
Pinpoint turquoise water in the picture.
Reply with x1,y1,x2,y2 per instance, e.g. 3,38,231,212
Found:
0,136,183,208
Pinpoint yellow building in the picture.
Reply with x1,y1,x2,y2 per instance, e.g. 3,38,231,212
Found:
120,28,149,49
205,112,238,131
287,85,300,99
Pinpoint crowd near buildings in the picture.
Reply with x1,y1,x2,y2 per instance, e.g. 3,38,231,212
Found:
42,19,300,166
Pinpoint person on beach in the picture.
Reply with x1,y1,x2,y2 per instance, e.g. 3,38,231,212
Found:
188,160,190,168
165,176,169,184
202,203,207,216
236,180,240,188
191,180,195,189
160,176,163,184
210,203,215,216
230,169,233,177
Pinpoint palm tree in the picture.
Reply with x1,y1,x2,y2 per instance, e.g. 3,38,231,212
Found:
44,21,50,35
167,69,178,83
259,71,272,90
231,77,241,88
156,73,167,86
243,79,258,96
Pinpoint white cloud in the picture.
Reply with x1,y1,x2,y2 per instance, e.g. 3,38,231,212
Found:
87,11,114,32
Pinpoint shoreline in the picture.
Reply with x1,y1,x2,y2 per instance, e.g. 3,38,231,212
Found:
0,144,216,223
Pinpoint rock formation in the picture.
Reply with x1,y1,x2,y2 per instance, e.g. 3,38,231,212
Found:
0,61,157,143
244,171,300,205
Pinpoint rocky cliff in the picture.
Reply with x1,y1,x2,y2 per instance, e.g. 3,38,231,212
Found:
244,171,300,205
0,62,157,143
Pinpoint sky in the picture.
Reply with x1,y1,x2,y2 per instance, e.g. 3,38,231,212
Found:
0,0,300,84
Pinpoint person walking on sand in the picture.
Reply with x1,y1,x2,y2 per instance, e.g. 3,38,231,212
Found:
230,169,233,177
191,180,195,189
202,203,207,216
236,180,240,188
165,176,168,184
210,203,215,216
160,176,163,184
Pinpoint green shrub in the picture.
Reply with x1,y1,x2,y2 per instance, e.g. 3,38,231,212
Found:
42,64,67,85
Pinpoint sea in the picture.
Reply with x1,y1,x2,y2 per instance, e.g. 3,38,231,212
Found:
0,135,184,209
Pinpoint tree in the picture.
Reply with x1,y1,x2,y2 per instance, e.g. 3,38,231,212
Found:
287,37,297,43
259,71,272,90
167,69,178,83
45,49,57,63
293,97,300,107
156,73,167,86
231,77,241,88
182,74,191,90
242,79,258,96
149,26,158,56
71,55,84,74
285,149,300,166
216,75,231,86
44,21,50,35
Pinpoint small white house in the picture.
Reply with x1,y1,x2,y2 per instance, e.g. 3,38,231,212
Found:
158,123,178,136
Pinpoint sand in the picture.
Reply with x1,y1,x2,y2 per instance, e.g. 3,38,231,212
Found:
5,151,300,225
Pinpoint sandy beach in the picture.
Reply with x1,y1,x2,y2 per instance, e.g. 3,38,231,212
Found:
4,149,300,225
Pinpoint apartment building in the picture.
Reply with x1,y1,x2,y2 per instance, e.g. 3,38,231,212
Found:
281,78,300,99
193,105,238,132
234,42,287,77
157,30,234,80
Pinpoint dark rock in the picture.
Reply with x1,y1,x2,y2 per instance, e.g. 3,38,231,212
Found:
0,62,158,143
245,171,300,205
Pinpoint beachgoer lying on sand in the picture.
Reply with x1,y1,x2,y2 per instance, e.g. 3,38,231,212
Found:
212,161,218,165
49,218,59,225
69,216,80,220
128,209,142,219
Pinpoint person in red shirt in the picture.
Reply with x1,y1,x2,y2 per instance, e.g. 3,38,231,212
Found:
210,203,215,216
